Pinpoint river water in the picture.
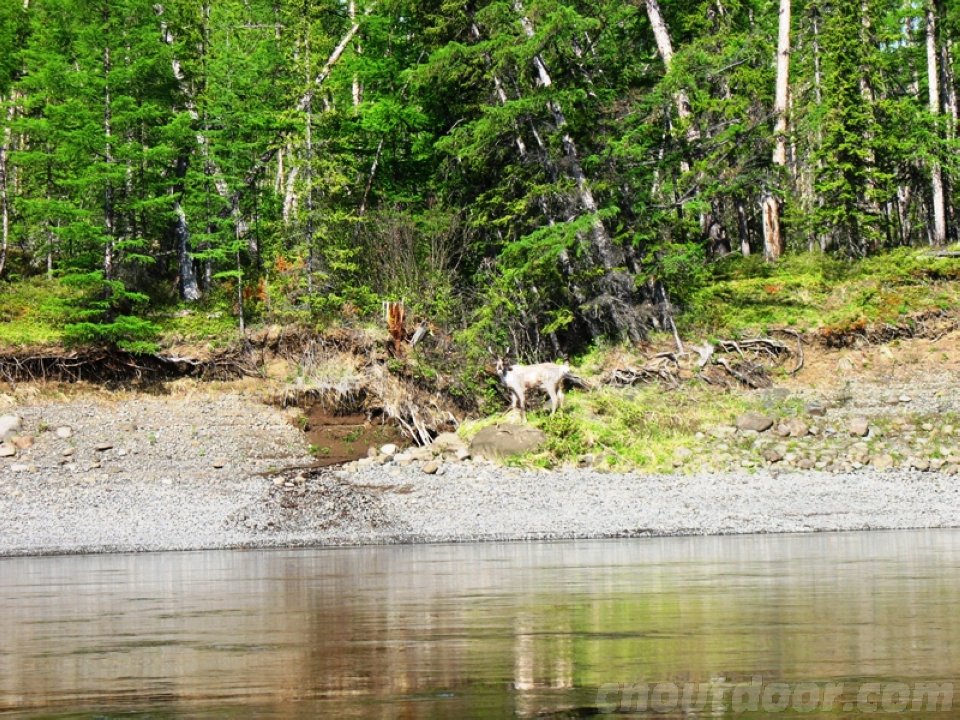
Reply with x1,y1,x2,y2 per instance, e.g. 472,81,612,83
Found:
1,530,958,718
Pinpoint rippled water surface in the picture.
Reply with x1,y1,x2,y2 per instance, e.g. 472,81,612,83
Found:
2,530,959,718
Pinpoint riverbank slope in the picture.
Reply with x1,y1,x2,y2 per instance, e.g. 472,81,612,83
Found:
2,336,960,556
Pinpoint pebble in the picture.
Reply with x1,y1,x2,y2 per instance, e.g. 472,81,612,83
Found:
10,436,34,450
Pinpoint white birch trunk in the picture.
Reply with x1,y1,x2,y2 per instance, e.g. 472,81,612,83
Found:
644,0,693,122
350,0,362,107
282,162,299,224
735,197,751,256
0,104,12,277
763,0,790,261
926,1,947,245
772,0,791,167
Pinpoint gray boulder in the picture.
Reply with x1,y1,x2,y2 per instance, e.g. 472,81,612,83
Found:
736,413,774,433
469,424,547,460
0,414,22,442
432,432,467,453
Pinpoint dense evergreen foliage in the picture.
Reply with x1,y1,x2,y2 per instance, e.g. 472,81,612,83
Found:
1,0,957,354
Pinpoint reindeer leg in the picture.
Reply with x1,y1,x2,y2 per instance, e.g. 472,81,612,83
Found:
547,387,559,415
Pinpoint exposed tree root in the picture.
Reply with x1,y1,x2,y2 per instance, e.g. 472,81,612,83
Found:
603,334,798,390
268,327,462,446
605,353,682,389
816,309,960,348
0,347,253,387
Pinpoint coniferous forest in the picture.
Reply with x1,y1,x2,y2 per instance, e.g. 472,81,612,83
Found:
0,0,958,355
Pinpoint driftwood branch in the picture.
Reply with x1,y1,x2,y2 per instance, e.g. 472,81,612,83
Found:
604,333,796,391
778,329,804,374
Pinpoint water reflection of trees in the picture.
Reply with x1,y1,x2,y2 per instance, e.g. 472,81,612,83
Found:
1,532,958,717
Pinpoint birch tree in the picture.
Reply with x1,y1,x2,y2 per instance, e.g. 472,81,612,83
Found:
762,0,791,260
926,0,947,245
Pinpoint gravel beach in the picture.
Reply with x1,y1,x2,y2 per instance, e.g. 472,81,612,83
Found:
2,390,960,556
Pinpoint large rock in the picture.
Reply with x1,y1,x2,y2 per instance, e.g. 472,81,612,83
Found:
848,417,870,437
735,413,774,433
805,402,827,417
0,414,22,442
432,432,467,453
773,418,809,438
469,424,547,460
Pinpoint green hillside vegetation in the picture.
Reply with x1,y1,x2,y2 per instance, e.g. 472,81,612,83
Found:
2,0,960,469
0,0,957,360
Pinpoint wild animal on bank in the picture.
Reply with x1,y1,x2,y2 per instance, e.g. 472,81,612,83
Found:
493,351,571,420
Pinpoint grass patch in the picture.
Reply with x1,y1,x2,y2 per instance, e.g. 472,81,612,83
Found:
150,302,242,348
0,277,244,351
0,277,78,347
683,248,960,336
507,382,757,472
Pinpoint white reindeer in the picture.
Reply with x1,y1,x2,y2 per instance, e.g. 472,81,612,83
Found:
495,353,571,419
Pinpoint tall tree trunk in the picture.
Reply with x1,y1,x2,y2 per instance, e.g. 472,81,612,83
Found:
763,0,791,261
153,2,249,292
936,0,956,240
304,29,315,294
735,196,751,255
936,0,956,134
926,0,947,245
103,39,115,279
0,104,12,278
642,0,699,234
173,149,201,301
174,198,201,301
350,0,362,107
282,160,299,224
644,0,692,122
